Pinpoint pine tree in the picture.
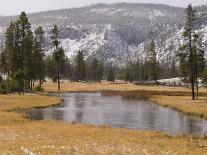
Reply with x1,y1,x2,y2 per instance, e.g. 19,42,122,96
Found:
97,62,104,82
33,26,45,90
51,25,63,90
75,50,86,81
53,47,65,90
51,25,60,50
147,40,159,82
193,32,205,98
107,67,115,82
123,63,133,83
4,12,34,93
179,4,198,100
88,58,103,82
45,55,57,80
0,46,8,80
5,22,15,77
17,12,33,92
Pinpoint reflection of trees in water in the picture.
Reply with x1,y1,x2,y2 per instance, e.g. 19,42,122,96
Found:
74,94,86,109
29,109,44,120
74,94,86,123
51,110,64,120
187,118,201,134
148,104,156,129
75,111,83,123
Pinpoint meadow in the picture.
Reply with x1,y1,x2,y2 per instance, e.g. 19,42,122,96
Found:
0,82,207,154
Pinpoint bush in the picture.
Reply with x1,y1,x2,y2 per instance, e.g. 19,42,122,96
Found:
53,77,57,82
0,82,7,94
34,85,44,92
0,79,20,94
6,80,19,93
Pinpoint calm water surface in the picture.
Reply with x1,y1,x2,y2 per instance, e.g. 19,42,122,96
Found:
26,93,207,136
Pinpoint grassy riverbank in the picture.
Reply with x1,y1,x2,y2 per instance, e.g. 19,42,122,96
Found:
1,82,207,154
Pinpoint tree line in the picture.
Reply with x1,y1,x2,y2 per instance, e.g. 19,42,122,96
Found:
0,5,206,101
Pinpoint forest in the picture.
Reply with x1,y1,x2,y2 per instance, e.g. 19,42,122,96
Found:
0,4,205,100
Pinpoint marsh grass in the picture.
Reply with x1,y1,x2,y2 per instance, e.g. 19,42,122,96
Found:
0,82,207,154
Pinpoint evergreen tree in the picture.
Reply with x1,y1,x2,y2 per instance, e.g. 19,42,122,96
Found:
4,12,34,93
51,25,63,90
170,60,178,78
88,58,103,82
53,47,65,90
147,40,159,82
123,63,133,83
75,50,86,81
193,32,205,98
179,4,198,100
5,22,15,77
97,62,104,82
51,25,60,50
61,57,71,80
17,12,34,92
107,67,115,82
33,26,45,89
45,55,57,80
0,47,8,80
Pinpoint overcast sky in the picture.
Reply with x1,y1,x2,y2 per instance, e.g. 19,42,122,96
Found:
0,0,206,16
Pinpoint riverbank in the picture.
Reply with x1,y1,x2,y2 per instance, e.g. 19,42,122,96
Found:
1,82,207,154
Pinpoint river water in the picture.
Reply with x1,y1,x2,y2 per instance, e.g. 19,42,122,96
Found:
26,93,207,136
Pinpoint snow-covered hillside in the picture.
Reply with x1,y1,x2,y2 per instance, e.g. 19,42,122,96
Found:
0,3,206,65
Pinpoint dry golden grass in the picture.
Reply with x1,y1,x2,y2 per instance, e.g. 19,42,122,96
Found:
43,81,192,92
0,82,207,154
1,122,207,154
0,94,60,111
151,96,207,119
0,94,60,126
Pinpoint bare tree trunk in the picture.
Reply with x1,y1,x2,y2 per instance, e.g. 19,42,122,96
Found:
195,63,199,100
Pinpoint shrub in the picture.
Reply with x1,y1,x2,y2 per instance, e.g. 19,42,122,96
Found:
53,77,57,82
34,85,44,92
6,80,19,93
0,82,7,94
0,79,20,94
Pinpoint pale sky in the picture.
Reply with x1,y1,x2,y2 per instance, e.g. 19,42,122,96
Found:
0,0,206,16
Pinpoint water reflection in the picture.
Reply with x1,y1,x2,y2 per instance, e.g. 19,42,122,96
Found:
26,93,207,136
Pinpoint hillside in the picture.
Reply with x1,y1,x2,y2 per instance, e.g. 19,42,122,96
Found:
0,3,205,65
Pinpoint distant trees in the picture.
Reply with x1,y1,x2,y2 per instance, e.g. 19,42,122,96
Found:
88,58,104,82
123,62,133,83
107,67,115,82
